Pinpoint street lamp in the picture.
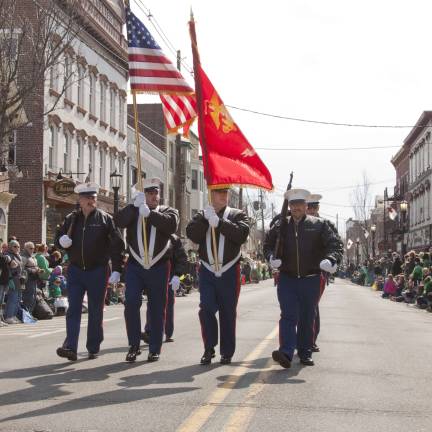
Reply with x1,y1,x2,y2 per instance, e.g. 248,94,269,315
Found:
400,200,408,255
110,170,123,215
371,224,376,258
356,237,360,267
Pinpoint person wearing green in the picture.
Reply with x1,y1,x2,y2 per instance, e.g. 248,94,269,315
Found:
35,244,52,282
411,258,423,285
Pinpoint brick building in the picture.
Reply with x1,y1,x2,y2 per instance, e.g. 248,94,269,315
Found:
8,0,128,243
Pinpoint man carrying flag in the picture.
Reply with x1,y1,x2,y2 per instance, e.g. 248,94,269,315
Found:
186,188,249,364
186,13,272,364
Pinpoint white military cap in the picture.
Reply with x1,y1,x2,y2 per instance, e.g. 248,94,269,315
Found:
306,194,323,205
284,188,311,202
74,182,100,196
143,177,161,191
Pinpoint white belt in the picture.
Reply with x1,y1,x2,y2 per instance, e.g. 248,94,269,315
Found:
201,251,241,278
129,241,170,270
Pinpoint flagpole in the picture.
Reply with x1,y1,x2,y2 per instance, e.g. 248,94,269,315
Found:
132,91,149,266
189,11,219,273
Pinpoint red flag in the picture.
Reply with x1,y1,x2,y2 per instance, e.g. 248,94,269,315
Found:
189,16,273,190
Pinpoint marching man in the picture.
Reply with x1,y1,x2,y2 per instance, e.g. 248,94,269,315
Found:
305,193,340,352
264,189,343,368
114,178,179,362
56,182,124,361
186,188,249,365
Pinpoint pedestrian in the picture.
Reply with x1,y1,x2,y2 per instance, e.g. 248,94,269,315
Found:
0,250,15,326
21,242,43,315
115,177,179,362
4,240,25,324
382,274,397,298
264,188,343,368
186,187,250,365
55,182,124,361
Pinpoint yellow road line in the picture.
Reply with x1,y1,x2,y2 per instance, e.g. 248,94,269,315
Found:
222,357,276,432
176,325,278,432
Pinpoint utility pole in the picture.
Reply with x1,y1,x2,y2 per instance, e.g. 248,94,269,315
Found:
239,187,243,210
271,202,275,219
336,213,339,232
259,189,265,257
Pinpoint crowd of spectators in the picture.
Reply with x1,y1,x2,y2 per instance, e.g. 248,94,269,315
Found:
345,250,432,312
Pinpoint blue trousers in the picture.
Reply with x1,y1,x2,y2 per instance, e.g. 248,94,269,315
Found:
277,273,320,359
5,287,21,319
199,264,241,358
125,260,170,354
144,284,175,339
64,264,108,354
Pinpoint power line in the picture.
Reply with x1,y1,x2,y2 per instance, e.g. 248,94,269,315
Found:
227,105,427,129
256,145,400,151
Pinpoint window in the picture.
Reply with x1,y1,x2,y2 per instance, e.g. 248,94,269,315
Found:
169,141,175,170
89,73,96,115
169,188,174,206
77,64,85,107
0,30,18,61
191,169,198,190
49,126,56,169
49,63,59,91
89,143,95,181
199,171,204,191
110,153,116,173
119,98,125,133
118,158,124,193
110,88,116,127
64,132,71,172
100,81,106,122
76,137,83,179
7,131,16,165
64,56,72,100
99,148,105,188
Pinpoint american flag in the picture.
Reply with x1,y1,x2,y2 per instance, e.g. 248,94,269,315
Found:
125,7,193,94
160,94,197,135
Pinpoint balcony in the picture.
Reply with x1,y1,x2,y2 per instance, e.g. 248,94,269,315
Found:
73,0,128,62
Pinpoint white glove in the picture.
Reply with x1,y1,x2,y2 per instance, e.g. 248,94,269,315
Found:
203,205,216,220
59,234,72,249
320,259,337,274
139,203,151,218
108,271,121,284
170,275,180,291
270,255,282,269
208,214,220,228
133,192,145,208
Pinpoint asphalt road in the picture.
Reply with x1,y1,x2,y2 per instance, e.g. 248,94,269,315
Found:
1,278,431,432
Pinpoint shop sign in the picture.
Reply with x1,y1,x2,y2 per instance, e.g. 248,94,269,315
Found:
53,178,75,197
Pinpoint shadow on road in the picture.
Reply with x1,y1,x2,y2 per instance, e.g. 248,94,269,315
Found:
215,356,306,389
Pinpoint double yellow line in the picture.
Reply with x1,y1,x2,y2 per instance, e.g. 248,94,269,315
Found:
176,325,279,432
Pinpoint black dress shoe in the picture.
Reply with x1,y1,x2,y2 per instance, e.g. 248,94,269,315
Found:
300,357,315,366
126,345,141,362
88,352,98,360
56,347,77,362
312,344,320,352
200,348,215,365
220,355,232,364
148,352,159,362
272,350,291,368
165,337,174,343
141,331,150,344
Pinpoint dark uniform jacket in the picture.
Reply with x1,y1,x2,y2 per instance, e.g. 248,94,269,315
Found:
114,205,179,268
56,208,124,272
186,206,249,267
171,234,188,276
264,215,343,278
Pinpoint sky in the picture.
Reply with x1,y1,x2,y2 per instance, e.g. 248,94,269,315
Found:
129,0,432,236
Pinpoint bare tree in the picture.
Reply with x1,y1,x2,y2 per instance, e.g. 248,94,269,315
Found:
0,0,82,161
350,171,373,260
